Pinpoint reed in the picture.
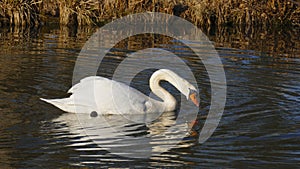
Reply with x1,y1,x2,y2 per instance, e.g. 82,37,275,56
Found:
58,0,100,26
0,0,299,27
184,0,300,29
0,0,41,26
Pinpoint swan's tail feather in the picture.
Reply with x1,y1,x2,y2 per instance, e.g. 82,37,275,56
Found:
40,97,94,114
40,97,76,113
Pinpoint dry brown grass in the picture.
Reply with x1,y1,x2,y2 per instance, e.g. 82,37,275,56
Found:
58,0,100,25
0,0,299,27
183,0,300,29
0,0,41,26
94,0,300,28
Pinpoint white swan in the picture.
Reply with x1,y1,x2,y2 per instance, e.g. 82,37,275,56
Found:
41,69,199,114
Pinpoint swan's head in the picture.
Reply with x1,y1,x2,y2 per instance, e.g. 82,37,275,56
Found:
171,72,198,107
178,76,199,107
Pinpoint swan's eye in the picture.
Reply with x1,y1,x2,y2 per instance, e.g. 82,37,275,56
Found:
188,88,198,97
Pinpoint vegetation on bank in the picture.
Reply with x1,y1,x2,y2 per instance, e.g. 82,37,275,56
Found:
0,0,299,28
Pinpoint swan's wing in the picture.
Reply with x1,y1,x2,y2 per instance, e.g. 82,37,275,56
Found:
67,76,110,94
68,76,154,114
96,78,152,114
41,77,108,114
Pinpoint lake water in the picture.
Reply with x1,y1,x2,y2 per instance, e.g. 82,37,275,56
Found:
0,24,299,168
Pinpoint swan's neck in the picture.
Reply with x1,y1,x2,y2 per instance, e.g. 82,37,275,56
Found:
149,69,188,112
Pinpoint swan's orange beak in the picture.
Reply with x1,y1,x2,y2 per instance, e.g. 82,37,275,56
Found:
189,92,199,107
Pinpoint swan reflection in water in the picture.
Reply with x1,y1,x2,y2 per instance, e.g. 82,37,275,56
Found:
51,111,199,158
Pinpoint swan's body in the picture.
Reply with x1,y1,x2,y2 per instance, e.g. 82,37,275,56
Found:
41,69,199,114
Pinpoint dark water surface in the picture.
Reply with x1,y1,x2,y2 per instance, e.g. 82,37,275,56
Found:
0,25,299,168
